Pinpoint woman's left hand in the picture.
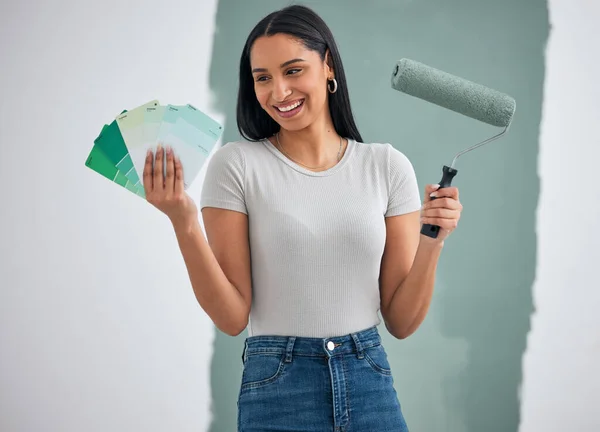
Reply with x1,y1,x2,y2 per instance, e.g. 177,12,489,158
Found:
420,184,463,242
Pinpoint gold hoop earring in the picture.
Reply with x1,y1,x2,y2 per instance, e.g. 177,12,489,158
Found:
328,78,338,94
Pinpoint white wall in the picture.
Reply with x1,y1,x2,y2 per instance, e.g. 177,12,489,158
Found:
2,0,599,431
0,1,220,431
519,1,600,431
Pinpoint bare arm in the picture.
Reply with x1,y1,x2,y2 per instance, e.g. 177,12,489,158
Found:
379,210,443,339
380,184,462,339
143,144,252,337
172,208,252,336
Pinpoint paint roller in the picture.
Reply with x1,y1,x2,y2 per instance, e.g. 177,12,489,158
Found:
390,58,516,239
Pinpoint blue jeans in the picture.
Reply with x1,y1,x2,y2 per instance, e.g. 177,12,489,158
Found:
237,325,409,431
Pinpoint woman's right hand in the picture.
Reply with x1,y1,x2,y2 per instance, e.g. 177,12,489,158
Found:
143,144,198,227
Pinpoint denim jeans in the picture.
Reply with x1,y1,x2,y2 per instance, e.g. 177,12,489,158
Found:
237,325,409,431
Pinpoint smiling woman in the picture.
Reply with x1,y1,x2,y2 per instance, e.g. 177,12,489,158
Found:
235,7,364,172
140,3,463,432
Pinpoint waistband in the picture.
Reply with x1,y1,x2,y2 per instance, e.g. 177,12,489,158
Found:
241,325,382,362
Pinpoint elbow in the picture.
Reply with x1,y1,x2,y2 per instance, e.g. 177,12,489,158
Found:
220,323,246,337
226,324,247,337
385,319,418,340
392,328,415,340
222,313,249,337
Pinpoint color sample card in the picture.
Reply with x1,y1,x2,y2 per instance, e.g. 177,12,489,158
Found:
116,99,160,182
85,99,223,199
94,114,140,187
153,104,223,188
85,143,145,197
142,104,167,152
156,117,214,188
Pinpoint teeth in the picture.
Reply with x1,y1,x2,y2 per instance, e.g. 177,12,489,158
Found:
278,100,302,112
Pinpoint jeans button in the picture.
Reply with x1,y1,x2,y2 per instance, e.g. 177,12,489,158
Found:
327,341,335,351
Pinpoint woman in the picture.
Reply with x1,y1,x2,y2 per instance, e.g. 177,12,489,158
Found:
143,4,462,431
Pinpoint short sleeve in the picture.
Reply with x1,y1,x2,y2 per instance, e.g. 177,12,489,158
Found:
385,144,422,217
200,142,247,215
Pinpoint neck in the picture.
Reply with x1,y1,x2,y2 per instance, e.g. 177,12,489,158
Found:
276,114,344,169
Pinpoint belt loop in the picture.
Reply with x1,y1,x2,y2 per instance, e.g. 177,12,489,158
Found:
242,340,248,364
351,332,364,359
285,337,296,363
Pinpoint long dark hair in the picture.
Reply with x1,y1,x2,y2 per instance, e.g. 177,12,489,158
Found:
236,4,363,143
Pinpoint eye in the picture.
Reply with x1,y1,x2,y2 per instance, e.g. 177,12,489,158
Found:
286,68,301,75
255,75,269,82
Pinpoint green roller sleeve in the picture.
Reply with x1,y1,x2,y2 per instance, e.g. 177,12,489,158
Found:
391,58,516,127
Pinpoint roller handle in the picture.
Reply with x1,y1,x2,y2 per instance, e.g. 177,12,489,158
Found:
421,165,458,239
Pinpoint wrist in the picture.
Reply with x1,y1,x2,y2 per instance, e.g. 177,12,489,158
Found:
171,214,200,235
419,233,445,251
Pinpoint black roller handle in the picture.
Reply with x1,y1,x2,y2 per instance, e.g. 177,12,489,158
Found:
421,165,458,239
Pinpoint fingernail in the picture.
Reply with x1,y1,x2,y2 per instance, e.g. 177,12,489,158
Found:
433,184,440,190
430,192,438,198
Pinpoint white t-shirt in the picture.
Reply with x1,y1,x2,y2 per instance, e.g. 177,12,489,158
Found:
200,137,421,338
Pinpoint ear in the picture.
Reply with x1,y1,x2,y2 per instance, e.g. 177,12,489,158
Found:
324,49,335,78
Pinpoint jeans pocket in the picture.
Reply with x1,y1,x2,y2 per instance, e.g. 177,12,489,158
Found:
363,344,393,376
240,351,287,391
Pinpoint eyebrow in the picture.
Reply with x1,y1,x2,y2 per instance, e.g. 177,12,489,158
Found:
251,58,306,73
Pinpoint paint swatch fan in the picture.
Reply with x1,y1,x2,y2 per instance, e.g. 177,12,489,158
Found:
85,100,223,198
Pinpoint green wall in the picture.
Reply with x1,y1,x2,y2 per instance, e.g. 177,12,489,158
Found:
207,1,548,430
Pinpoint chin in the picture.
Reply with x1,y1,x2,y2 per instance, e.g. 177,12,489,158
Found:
272,113,315,131
276,118,311,132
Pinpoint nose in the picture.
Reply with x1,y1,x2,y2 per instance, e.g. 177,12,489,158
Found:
272,77,292,102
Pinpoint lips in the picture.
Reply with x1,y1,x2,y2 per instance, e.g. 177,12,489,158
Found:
274,99,304,111
273,99,305,118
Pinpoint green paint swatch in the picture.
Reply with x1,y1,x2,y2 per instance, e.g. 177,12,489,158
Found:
85,140,145,198
93,112,142,188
